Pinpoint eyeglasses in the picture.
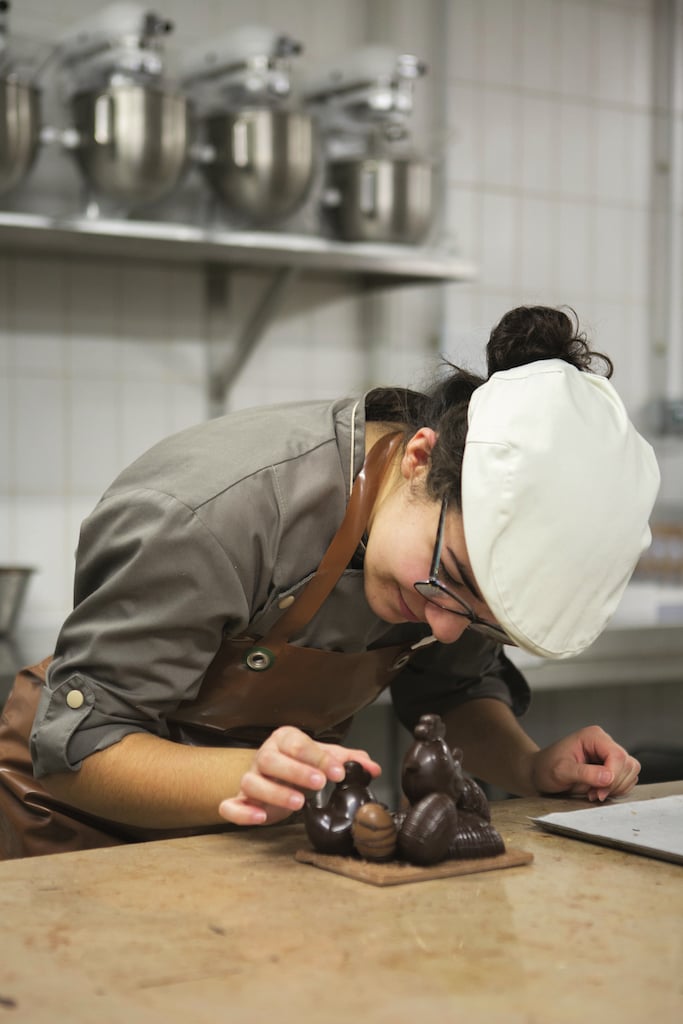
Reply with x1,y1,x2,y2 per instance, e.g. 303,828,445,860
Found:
414,497,516,646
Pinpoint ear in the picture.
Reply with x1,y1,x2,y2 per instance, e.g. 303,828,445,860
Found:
400,428,438,483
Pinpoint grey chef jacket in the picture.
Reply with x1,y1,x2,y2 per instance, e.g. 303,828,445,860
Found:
30,396,530,778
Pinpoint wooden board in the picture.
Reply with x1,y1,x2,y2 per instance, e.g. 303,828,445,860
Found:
294,846,533,886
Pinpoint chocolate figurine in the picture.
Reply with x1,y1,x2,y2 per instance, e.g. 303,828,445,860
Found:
302,761,376,857
303,714,505,866
401,713,465,805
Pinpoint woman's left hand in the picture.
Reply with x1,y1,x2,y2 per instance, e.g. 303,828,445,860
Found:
531,726,640,802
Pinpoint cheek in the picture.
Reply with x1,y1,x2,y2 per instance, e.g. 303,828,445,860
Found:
363,497,436,602
364,531,425,591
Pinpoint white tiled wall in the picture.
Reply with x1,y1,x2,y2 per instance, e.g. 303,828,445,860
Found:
0,254,208,625
441,0,656,401
1,0,682,638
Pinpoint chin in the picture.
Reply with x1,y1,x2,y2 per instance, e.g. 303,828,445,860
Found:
365,585,398,624
368,598,395,624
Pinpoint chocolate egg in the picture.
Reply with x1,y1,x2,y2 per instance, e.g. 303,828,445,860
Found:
397,792,458,866
352,802,398,861
457,776,491,821
447,809,505,859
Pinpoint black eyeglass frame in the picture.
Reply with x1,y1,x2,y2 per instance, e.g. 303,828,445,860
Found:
413,497,516,646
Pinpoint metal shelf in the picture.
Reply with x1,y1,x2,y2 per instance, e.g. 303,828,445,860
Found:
0,210,476,410
0,210,475,285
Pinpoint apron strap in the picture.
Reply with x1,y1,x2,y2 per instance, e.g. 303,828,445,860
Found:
262,431,402,648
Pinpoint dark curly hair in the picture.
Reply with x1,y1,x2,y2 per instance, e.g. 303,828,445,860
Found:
365,305,613,508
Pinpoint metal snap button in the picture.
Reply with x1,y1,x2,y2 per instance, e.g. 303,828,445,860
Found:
390,652,411,671
245,647,275,671
66,689,85,709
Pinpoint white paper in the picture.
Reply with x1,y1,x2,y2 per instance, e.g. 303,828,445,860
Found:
532,795,683,864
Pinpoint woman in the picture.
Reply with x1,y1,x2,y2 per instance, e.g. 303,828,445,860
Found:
0,306,659,858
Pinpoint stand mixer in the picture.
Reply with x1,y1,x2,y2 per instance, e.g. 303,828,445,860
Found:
0,0,42,197
181,25,316,225
50,2,192,212
303,46,433,244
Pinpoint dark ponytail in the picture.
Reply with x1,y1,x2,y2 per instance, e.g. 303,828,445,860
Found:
365,305,613,508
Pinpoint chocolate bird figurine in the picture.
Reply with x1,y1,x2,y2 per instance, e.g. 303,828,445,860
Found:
401,713,466,805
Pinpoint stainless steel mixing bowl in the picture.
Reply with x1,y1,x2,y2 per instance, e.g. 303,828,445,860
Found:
70,83,192,206
0,78,41,195
202,108,315,223
325,157,433,244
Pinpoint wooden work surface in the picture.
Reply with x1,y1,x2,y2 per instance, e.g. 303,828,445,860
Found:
1,782,681,1024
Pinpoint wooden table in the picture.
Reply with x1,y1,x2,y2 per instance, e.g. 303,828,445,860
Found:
1,782,681,1024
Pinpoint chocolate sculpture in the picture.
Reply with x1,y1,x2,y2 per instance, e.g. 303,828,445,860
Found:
302,761,376,857
303,713,505,867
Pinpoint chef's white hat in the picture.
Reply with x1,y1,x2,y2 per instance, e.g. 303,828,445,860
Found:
461,359,660,659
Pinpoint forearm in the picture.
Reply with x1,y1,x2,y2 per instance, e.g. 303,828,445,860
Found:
442,698,540,796
40,732,256,829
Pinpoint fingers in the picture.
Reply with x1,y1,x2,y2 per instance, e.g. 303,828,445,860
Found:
571,741,640,801
260,728,380,786
218,795,271,826
584,752,640,802
538,730,641,802
257,731,332,791
219,727,382,828
321,742,382,779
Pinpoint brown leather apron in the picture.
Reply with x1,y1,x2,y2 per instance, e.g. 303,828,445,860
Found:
0,433,417,859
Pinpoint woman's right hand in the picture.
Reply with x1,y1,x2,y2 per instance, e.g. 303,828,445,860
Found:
217,726,382,827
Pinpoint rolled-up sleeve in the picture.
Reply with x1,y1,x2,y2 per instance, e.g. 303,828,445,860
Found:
390,631,530,734
31,487,250,777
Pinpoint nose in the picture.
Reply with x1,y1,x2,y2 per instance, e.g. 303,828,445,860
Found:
423,602,470,644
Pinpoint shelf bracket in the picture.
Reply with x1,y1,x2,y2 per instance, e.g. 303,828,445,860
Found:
205,263,300,416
